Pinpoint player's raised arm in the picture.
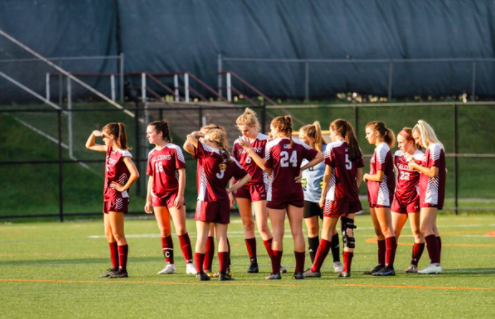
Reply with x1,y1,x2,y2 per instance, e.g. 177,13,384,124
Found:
85,130,107,152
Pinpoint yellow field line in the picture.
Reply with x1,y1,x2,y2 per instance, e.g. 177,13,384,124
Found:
1,278,494,291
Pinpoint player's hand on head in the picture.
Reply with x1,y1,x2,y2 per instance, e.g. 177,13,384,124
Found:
93,130,103,137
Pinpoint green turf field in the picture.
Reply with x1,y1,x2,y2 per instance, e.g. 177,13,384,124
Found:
1,214,494,318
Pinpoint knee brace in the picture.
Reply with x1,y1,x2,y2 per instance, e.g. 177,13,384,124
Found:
341,217,357,249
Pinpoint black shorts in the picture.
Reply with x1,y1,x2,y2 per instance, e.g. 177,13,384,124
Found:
304,201,323,219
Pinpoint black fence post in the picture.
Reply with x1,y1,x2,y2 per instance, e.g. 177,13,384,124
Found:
57,109,64,222
453,103,458,214
198,105,203,129
261,102,266,134
135,105,141,195
353,105,359,137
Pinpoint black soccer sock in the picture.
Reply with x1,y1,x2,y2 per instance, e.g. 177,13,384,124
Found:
308,236,320,263
331,233,341,263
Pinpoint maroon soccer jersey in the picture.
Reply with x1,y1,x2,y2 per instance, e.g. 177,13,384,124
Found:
367,143,395,206
419,143,446,208
323,141,364,202
232,133,269,185
394,150,424,204
146,143,186,197
104,146,132,201
194,140,247,202
265,138,318,202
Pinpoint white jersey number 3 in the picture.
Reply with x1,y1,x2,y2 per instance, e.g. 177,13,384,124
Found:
280,151,298,167
216,170,225,179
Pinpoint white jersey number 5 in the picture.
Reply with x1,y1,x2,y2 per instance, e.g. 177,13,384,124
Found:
280,151,298,167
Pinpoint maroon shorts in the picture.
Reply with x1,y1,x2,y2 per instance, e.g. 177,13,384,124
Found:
233,183,266,202
267,197,304,210
324,200,362,217
392,195,420,214
103,196,129,214
195,200,230,224
152,191,184,209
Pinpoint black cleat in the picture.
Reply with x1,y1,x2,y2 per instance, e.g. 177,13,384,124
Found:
280,266,288,274
197,272,211,281
303,268,321,278
364,264,385,275
109,270,128,278
247,262,259,274
373,266,396,276
338,271,351,278
293,272,304,280
99,268,118,278
265,272,282,280
219,272,234,281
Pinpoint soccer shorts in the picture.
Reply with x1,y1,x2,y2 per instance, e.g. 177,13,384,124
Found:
195,200,231,224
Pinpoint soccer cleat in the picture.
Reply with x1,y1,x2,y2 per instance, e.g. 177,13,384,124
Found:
265,272,282,280
213,267,232,278
247,262,259,274
204,270,213,278
364,264,385,275
404,265,418,273
418,263,442,274
303,268,321,278
333,261,344,273
158,263,176,274
219,272,234,281
99,268,118,278
338,271,351,278
185,263,197,275
293,272,304,280
373,266,396,276
280,266,288,274
109,270,128,278
197,272,211,281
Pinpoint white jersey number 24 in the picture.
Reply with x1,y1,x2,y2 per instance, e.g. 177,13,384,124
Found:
280,151,298,167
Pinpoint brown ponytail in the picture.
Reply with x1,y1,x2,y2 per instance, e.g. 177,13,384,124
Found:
366,121,396,147
330,119,361,161
149,120,172,142
300,121,326,152
271,115,294,147
103,122,132,150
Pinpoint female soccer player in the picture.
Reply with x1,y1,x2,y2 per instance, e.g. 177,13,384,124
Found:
239,116,323,280
231,108,274,273
85,122,139,278
144,120,196,275
363,121,397,276
298,121,342,272
392,127,425,273
184,127,251,281
303,119,363,278
407,120,446,274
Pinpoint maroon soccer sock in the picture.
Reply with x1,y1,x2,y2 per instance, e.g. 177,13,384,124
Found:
425,235,440,264
385,236,397,268
343,251,354,272
437,236,442,263
178,233,193,264
263,238,274,257
161,235,174,264
294,251,305,274
271,250,283,274
195,253,205,274
411,243,425,266
204,236,214,271
378,239,386,266
117,244,128,272
245,237,257,261
311,239,331,272
331,233,341,263
218,251,229,273
109,242,119,270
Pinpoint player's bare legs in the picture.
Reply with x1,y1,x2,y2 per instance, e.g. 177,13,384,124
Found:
214,223,232,280
418,207,442,274
266,208,285,278
286,205,306,278
101,214,119,277
108,211,128,276
169,205,195,273
153,206,177,274
253,200,272,240
392,212,407,240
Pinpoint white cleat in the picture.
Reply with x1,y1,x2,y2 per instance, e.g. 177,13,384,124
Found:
333,261,344,273
185,263,197,275
418,263,442,274
158,263,176,275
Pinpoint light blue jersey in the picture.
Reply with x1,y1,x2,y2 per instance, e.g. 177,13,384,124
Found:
301,144,326,203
